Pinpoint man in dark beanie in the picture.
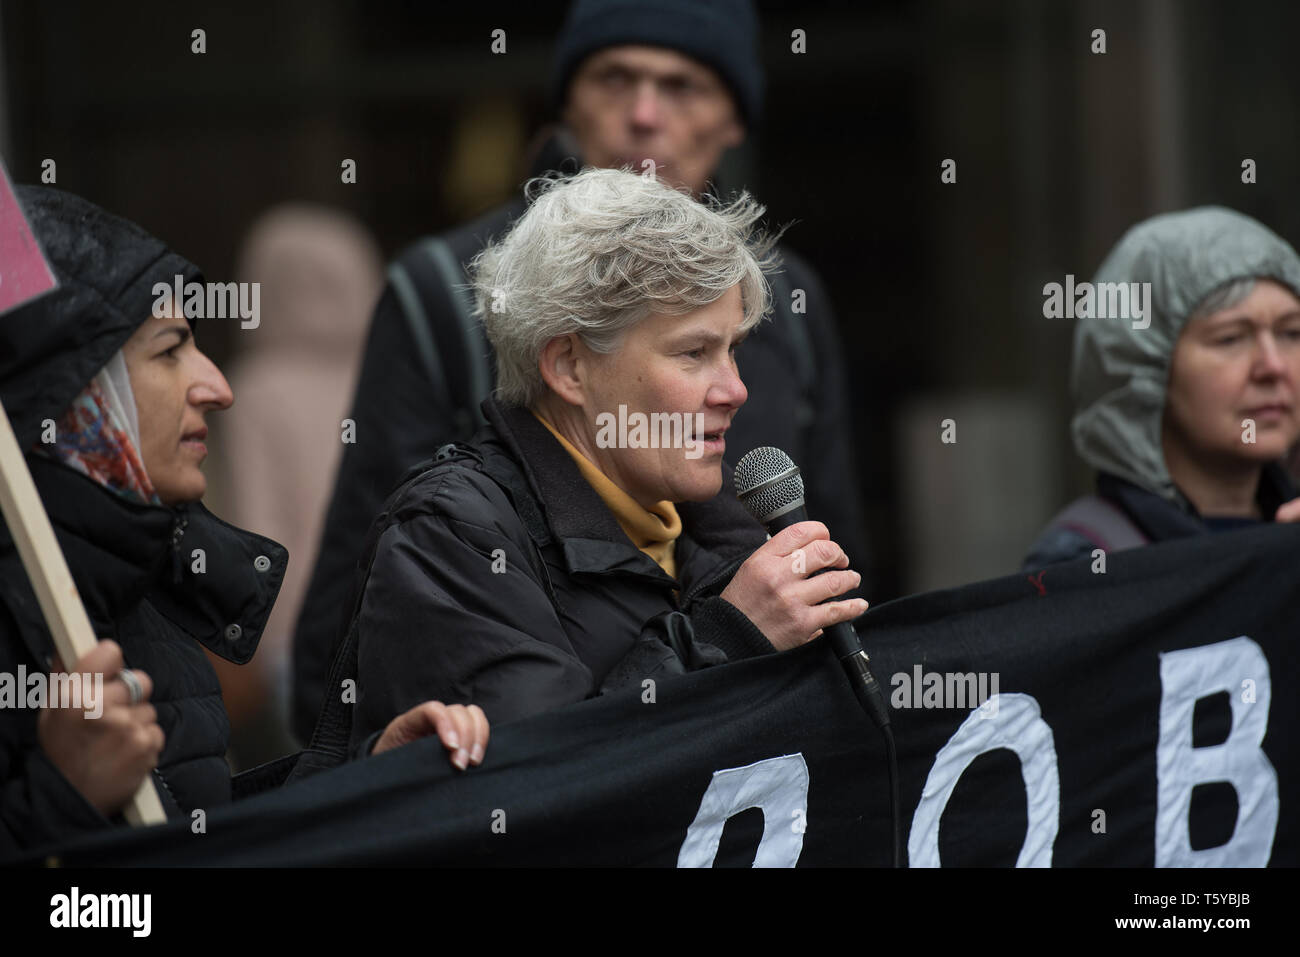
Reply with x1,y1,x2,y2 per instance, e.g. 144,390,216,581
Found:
291,0,870,745
550,0,762,194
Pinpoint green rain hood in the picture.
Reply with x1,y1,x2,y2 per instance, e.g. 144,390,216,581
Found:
1070,205,1300,508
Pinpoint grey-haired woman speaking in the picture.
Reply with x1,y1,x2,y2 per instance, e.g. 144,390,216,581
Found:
337,168,867,753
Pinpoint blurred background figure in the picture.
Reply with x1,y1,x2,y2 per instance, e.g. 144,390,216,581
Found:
209,205,383,768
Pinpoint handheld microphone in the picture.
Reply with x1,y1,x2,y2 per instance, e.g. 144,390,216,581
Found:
734,447,891,731
734,446,902,865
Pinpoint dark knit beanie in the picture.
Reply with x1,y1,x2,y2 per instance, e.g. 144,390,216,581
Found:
550,0,764,129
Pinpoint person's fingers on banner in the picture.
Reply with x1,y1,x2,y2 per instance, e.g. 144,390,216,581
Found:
1274,497,1300,522
466,704,489,765
436,703,474,769
373,700,491,770
36,638,164,817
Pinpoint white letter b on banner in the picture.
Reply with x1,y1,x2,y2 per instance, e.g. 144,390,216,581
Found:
1156,636,1277,866
677,754,809,868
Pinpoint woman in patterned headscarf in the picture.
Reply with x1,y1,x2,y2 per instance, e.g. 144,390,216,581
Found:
0,186,486,858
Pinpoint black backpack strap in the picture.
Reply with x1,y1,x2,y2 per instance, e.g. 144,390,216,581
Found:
387,256,451,413
420,237,492,426
389,237,492,441
767,264,816,431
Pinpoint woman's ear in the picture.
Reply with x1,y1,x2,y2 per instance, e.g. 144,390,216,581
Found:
538,334,586,406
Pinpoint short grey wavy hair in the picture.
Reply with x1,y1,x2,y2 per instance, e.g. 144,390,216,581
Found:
469,167,780,407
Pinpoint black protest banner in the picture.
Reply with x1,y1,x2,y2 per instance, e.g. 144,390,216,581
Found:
39,523,1300,866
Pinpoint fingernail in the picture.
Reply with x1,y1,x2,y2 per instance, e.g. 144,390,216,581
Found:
453,749,469,770
446,730,460,750
471,743,484,764
854,571,862,583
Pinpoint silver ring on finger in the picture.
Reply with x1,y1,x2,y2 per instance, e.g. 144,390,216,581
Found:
118,668,144,706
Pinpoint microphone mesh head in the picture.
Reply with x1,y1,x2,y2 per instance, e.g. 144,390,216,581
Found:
734,447,804,524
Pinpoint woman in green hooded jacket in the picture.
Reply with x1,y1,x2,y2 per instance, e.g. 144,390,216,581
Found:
1025,206,1300,568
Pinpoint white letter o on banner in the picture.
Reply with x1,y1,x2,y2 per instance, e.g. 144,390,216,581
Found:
908,693,1059,867
677,754,809,868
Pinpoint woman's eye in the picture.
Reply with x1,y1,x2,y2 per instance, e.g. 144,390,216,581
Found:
1214,335,1243,347
683,349,704,360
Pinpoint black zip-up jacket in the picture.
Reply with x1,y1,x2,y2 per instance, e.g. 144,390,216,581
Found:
1022,465,1299,569
0,186,287,858
294,397,776,770
290,142,869,743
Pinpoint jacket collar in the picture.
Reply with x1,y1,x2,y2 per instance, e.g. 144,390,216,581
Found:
1099,461,1299,541
1,456,286,667
478,398,765,585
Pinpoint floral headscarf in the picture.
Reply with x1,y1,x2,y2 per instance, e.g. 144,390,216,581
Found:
47,351,159,505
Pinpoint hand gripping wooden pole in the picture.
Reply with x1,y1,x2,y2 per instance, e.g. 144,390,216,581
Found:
0,399,166,826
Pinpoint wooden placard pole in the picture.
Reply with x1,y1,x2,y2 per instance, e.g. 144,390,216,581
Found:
0,399,166,826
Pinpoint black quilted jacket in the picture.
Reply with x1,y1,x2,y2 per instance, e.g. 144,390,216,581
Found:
0,186,286,858
293,397,778,773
